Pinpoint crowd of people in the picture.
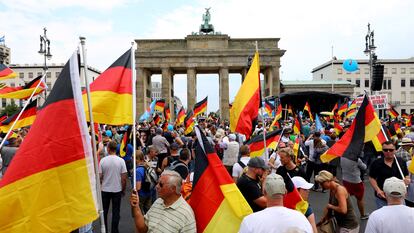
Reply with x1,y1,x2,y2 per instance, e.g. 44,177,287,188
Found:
2,113,414,233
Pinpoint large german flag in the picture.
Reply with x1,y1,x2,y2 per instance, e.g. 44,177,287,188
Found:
83,49,132,125
190,126,252,233
0,100,37,133
154,99,165,112
276,168,308,214
194,96,208,117
230,52,260,139
0,63,17,80
321,95,382,163
184,110,195,135
164,103,171,122
389,105,399,119
245,129,282,157
175,107,186,126
0,52,98,232
0,75,46,99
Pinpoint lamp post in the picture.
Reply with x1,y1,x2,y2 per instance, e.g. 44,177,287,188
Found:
38,27,52,97
363,23,377,94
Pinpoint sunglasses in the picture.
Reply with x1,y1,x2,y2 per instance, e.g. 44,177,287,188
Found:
383,149,395,152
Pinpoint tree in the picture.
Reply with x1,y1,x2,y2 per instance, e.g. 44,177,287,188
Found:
1,102,20,116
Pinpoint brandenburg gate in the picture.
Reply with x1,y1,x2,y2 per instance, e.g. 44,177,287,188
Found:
135,10,285,120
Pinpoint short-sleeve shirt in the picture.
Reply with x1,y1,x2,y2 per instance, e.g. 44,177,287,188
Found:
100,155,127,192
232,157,250,178
237,173,264,212
145,197,196,233
369,157,408,198
135,166,151,197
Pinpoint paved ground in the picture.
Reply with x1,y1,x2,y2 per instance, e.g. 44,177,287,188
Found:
93,171,376,233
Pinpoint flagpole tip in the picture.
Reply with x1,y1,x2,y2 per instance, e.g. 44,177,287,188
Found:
79,36,86,44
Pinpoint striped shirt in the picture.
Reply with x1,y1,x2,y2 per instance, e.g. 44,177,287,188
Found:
145,196,196,233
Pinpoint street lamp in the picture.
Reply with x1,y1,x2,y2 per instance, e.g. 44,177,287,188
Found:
363,23,377,94
38,27,52,97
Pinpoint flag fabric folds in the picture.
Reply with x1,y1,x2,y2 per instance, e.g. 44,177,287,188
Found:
0,52,98,232
120,126,132,157
388,105,399,119
194,96,208,118
230,52,261,139
346,108,357,119
184,110,195,135
321,95,382,163
175,107,186,125
190,126,252,233
153,114,161,126
264,100,274,116
164,104,171,122
83,49,132,125
245,129,282,157
338,103,348,116
303,102,313,121
0,100,37,132
154,99,165,112
0,75,46,99
0,63,17,80
293,115,302,135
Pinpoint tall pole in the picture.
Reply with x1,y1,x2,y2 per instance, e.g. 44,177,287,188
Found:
38,28,52,99
131,42,137,190
79,37,106,233
364,23,377,96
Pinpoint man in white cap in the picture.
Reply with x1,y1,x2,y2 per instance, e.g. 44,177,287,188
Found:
396,137,413,162
365,177,414,233
239,173,313,233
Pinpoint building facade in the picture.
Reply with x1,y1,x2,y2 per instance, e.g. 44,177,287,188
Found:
3,63,100,108
312,58,414,118
0,44,11,65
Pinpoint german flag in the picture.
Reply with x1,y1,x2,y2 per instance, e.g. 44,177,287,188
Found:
153,114,161,126
264,100,274,116
0,112,8,123
293,115,302,135
161,121,169,132
230,52,261,139
276,169,308,214
402,113,409,119
0,63,17,80
332,103,338,112
0,52,98,232
270,104,282,130
407,114,413,127
348,99,357,110
388,121,402,136
333,120,343,136
154,99,165,112
321,95,382,163
389,105,399,119
190,126,252,233
338,103,348,116
245,129,282,157
164,104,171,122
346,108,357,119
83,49,132,125
0,100,37,132
303,102,314,121
292,136,300,163
0,75,46,99
194,96,208,118
287,104,293,116
175,107,186,125
184,110,195,135
120,126,132,157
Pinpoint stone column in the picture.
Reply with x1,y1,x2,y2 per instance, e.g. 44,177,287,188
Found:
219,67,229,120
187,68,197,111
136,67,151,119
264,68,272,97
265,66,280,97
162,67,174,120
241,68,247,84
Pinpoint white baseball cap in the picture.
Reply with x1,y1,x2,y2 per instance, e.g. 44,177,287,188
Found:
292,176,314,190
264,173,286,196
384,177,406,198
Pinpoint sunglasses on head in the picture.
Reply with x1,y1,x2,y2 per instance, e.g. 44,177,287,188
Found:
383,148,395,152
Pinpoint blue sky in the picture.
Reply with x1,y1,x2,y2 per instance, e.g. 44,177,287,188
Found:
2,0,414,112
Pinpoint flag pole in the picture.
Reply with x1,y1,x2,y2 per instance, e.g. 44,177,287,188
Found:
0,74,46,150
131,42,137,190
255,41,268,162
79,37,106,233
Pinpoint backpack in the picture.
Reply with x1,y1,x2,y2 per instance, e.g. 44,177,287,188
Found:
140,165,158,192
237,160,248,178
168,160,189,177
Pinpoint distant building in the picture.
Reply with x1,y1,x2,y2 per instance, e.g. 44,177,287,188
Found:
312,58,414,118
0,44,11,65
3,63,100,109
151,81,162,100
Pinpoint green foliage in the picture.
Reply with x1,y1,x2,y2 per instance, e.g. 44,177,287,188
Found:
1,102,20,116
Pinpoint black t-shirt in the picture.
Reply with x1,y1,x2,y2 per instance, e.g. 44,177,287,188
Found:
369,157,408,198
276,165,306,179
236,173,264,212
170,160,189,180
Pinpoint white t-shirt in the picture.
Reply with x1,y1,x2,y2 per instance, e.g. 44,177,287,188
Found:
232,157,250,178
222,141,240,166
99,154,127,192
365,205,414,233
239,206,313,233
269,152,281,172
304,139,326,162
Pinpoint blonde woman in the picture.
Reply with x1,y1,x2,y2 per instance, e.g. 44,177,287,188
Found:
315,170,359,233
